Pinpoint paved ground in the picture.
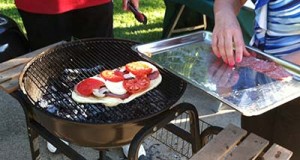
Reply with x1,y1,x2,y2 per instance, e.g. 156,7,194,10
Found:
0,83,240,160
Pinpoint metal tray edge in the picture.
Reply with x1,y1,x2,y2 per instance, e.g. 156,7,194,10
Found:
132,31,212,58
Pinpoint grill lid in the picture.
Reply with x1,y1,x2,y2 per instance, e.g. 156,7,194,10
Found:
19,38,186,124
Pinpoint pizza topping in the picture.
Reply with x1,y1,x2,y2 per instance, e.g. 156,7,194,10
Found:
101,70,124,82
147,71,160,80
123,76,151,93
93,87,109,98
114,69,125,77
125,61,153,76
123,73,135,80
105,80,128,95
106,92,131,100
72,61,162,106
75,78,105,96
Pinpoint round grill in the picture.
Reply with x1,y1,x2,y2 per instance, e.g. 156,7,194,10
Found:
20,38,186,147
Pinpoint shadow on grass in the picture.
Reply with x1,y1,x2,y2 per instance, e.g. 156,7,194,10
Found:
114,22,164,43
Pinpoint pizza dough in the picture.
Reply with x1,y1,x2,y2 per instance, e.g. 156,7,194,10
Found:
72,61,162,106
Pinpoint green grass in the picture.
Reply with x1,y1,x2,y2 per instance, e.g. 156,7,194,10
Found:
0,0,166,43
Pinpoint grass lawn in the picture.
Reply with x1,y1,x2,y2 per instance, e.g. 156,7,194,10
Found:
0,0,166,43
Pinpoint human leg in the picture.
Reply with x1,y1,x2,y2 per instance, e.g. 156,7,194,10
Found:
272,98,300,160
18,10,73,50
241,108,276,142
71,2,113,39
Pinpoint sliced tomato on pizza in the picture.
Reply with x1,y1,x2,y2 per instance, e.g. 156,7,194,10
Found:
123,76,151,93
101,70,124,82
75,77,105,96
72,61,162,106
125,61,153,76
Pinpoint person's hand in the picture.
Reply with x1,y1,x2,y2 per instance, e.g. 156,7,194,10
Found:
208,59,239,96
212,6,250,66
122,0,139,11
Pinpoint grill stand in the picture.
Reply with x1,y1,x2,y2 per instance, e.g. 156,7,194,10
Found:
13,90,201,160
128,103,201,159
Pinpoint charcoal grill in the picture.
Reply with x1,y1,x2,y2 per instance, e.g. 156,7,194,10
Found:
15,38,202,159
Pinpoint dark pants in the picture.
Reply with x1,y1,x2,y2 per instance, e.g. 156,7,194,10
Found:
18,2,113,50
242,98,300,160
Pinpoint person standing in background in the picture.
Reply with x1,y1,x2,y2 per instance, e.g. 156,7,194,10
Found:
14,0,139,50
212,0,300,159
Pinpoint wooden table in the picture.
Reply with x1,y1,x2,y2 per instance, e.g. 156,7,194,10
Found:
0,42,65,93
191,124,293,160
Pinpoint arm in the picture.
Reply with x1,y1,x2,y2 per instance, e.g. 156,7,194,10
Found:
212,0,250,66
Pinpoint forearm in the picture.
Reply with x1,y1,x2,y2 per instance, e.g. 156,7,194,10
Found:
214,0,246,18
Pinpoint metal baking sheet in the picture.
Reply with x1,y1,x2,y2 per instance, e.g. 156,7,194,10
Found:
133,31,300,116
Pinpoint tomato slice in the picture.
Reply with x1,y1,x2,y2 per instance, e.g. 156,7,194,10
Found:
101,70,124,82
123,77,150,94
75,78,104,96
125,61,152,76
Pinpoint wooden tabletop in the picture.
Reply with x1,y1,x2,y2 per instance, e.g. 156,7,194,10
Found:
0,41,65,94
191,124,293,160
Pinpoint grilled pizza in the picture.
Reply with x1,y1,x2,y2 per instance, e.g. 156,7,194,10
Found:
72,61,162,106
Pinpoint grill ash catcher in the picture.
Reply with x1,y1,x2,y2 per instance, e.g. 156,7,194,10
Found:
15,39,204,159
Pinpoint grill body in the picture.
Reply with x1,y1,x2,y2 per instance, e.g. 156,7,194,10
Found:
33,107,155,148
19,39,186,148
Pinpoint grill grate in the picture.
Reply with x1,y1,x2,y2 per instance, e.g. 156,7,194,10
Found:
21,39,186,124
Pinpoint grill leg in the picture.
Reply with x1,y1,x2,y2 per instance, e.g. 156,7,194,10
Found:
12,91,41,160
13,90,87,160
98,150,105,160
27,120,41,160
188,107,201,154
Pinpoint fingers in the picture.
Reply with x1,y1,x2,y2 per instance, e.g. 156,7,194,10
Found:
132,0,139,8
212,32,249,66
122,0,128,10
224,32,234,66
123,0,140,11
212,33,221,58
213,32,234,66
232,32,243,63
217,35,228,64
243,47,251,57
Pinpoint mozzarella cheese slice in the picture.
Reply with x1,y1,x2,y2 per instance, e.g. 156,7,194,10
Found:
104,80,127,95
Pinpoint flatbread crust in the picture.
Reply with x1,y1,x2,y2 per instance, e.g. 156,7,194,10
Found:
72,74,162,107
